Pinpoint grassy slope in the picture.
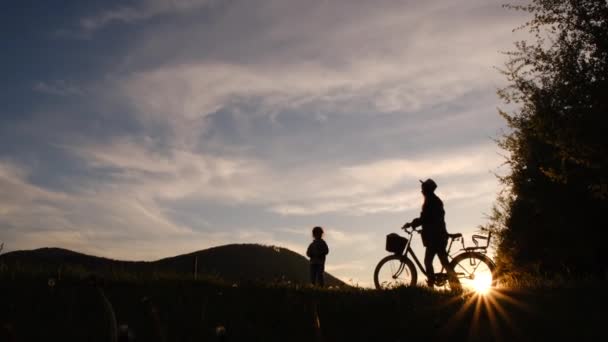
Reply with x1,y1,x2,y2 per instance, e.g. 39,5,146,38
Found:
1,248,605,341
0,272,605,342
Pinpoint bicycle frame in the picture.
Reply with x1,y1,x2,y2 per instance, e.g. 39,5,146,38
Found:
405,248,433,278
400,230,440,278
399,228,489,279
398,229,431,278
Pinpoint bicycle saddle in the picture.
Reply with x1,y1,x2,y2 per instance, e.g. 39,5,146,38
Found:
448,233,462,239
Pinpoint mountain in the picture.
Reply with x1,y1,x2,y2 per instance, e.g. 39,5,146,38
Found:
0,244,346,286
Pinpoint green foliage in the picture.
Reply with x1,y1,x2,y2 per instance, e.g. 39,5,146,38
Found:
490,0,608,277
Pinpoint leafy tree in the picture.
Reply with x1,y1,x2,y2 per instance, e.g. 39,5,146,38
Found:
490,0,608,278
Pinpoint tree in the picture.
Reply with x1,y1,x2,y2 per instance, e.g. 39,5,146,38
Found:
490,0,608,278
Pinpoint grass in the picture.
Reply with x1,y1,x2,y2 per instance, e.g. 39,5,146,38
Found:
0,264,606,341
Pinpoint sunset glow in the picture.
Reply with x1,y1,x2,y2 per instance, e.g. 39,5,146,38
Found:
0,0,528,285
3,0,603,340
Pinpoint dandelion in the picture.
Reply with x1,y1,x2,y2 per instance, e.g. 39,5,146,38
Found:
47,278,56,288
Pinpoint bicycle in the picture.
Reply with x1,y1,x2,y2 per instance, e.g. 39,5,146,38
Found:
374,224,497,291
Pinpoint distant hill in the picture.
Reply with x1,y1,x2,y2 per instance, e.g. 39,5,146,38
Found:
0,244,346,286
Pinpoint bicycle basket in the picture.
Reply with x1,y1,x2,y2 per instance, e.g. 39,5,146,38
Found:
386,233,408,254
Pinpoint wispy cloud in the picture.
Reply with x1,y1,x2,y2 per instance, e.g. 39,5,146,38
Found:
120,59,485,124
107,0,526,158
79,0,215,31
33,80,84,96
66,137,501,217
0,159,305,260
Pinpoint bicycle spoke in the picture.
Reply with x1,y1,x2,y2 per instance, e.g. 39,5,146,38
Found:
374,255,417,289
449,252,496,292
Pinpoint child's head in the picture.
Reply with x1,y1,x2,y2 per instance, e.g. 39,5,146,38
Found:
312,226,324,239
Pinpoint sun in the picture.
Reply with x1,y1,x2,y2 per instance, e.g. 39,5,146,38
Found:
471,272,493,295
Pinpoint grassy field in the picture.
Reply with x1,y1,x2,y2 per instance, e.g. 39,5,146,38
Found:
0,267,606,342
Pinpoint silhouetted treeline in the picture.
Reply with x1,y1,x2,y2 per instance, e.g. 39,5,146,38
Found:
489,0,608,277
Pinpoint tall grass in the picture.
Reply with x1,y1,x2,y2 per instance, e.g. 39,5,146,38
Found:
0,263,605,341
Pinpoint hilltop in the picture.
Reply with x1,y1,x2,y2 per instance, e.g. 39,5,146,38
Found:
0,243,345,286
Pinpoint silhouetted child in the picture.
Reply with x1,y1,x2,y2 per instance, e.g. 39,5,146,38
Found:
306,226,329,287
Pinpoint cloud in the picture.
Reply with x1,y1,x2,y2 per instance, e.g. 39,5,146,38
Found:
0,161,68,219
342,147,502,188
266,143,502,215
279,227,374,248
69,138,268,202
106,0,527,153
79,0,215,31
33,80,84,96
0,159,309,260
0,160,196,258
65,136,501,217
121,59,484,123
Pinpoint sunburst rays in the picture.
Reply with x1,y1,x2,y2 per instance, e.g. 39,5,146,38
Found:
439,280,533,340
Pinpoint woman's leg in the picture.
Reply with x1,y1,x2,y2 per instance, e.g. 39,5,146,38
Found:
436,239,451,272
436,239,461,289
424,247,437,286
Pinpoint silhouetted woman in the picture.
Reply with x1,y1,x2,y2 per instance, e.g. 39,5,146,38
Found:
406,179,460,289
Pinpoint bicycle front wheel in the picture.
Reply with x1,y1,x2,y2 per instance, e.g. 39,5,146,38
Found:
374,255,417,289
449,252,497,293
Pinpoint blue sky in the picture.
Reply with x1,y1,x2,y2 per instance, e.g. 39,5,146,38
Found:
1,0,528,286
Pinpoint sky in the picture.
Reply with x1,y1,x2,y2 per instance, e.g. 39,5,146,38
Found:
0,0,530,286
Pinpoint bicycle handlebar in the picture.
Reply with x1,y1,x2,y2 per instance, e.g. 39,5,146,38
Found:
401,224,421,233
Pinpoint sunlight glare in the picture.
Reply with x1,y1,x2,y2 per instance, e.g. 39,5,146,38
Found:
472,273,493,295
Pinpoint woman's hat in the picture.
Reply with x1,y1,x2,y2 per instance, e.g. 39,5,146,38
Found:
419,178,437,192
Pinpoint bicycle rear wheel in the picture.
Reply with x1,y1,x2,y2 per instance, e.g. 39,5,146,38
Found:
374,255,417,289
449,252,496,293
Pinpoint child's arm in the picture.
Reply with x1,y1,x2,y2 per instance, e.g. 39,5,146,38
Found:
321,240,329,256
